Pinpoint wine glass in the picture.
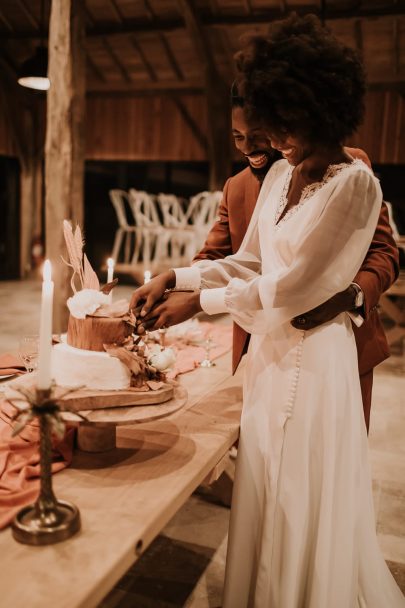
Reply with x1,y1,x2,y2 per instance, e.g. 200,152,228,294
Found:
18,335,39,373
199,335,216,368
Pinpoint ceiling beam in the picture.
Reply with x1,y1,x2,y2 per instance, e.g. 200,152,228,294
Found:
354,19,363,57
393,18,400,75
17,0,40,30
86,86,203,98
109,0,125,24
0,8,14,31
159,33,185,80
101,36,132,83
6,6,405,40
129,35,158,81
86,55,106,82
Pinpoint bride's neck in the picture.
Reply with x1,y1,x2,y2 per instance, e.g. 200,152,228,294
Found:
298,144,350,181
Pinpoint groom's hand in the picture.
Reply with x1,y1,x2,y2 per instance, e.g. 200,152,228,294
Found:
135,291,202,333
291,286,357,330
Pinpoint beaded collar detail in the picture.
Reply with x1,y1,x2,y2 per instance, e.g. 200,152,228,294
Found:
274,159,363,230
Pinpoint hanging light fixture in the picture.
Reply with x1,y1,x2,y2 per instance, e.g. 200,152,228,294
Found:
17,0,50,91
18,46,50,90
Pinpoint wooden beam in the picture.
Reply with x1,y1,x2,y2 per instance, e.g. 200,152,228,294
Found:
5,6,405,41
129,36,158,81
354,18,363,57
0,8,15,31
172,98,208,152
86,54,106,82
159,33,184,81
88,81,202,94
243,0,253,15
109,0,125,24
17,0,40,30
45,0,86,332
101,36,132,83
86,86,203,98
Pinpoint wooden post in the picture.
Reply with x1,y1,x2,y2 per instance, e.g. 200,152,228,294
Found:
45,0,85,333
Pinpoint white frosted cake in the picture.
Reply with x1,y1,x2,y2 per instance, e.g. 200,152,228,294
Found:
52,221,175,394
52,341,131,391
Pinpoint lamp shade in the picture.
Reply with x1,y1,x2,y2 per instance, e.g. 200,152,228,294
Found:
18,47,50,91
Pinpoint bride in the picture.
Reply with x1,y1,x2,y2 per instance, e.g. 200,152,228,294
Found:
130,14,404,608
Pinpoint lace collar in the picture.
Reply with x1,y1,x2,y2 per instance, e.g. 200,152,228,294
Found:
274,159,362,229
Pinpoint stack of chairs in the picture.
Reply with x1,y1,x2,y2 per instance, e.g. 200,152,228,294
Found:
108,188,222,273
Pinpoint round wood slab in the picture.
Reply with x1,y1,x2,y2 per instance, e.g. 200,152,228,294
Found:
62,384,188,426
57,383,174,412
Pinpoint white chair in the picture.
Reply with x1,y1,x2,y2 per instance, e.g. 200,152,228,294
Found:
128,189,165,268
156,193,197,265
185,191,222,254
108,189,141,264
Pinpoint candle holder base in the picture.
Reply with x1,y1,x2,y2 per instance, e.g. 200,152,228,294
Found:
12,500,81,546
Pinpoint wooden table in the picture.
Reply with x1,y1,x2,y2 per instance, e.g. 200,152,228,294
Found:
0,350,243,608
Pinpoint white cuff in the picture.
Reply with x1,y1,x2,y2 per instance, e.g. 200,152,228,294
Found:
174,267,201,290
200,288,227,315
347,311,364,327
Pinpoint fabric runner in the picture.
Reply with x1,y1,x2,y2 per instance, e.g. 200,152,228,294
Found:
0,321,232,529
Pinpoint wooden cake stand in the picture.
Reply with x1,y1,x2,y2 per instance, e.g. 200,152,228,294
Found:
63,384,188,452
6,376,188,453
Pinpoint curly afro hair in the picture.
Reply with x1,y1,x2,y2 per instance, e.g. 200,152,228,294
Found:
235,13,366,146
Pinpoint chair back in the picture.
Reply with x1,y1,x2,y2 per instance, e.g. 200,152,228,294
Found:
129,189,161,227
156,194,186,228
109,189,136,228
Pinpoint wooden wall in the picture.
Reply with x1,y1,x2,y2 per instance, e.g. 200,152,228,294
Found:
349,91,405,164
85,95,208,161
0,90,404,164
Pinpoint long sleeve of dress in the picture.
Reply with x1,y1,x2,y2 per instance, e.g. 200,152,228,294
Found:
175,163,382,335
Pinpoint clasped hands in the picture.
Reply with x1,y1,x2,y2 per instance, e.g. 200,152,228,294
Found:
130,270,202,334
129,270,358,334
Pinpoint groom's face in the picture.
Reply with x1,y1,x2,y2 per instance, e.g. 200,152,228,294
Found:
232,106,277,181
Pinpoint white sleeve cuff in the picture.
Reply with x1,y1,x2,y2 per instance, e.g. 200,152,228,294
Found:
347,311,364,327
200,288,227,315
174,267,201,290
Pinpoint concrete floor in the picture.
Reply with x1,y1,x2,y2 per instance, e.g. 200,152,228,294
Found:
0,279,404,606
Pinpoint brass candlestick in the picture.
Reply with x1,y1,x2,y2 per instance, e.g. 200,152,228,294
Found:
9,387,81,545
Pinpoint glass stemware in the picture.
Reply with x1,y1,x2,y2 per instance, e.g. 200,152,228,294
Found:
199,335,216,368
18,335,39,373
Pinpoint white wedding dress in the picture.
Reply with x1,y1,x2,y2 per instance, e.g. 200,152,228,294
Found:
177,158,404,607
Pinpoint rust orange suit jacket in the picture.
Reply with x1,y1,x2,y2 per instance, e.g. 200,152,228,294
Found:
194,166,400,376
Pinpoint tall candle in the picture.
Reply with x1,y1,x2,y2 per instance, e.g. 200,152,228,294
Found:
37,260,54,390
144,270,151,284
107,258,114,304
107,257,114,283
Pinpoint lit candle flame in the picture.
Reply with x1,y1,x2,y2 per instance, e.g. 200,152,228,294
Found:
144,270,151,284
107,257,114,270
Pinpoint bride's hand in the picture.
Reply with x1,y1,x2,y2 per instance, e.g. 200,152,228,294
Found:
130,270,176,319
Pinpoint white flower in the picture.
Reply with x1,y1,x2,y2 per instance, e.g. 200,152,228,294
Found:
148,346,176,372
67,289,110,319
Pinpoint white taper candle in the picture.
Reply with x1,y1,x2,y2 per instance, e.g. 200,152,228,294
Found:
37,260,54,390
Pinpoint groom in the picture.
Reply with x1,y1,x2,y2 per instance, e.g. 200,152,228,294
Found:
136,90,399,432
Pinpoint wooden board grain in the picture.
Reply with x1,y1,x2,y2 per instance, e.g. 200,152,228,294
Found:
6,374,174,412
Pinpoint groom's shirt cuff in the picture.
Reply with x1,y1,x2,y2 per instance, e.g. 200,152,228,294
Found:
173,267,228,315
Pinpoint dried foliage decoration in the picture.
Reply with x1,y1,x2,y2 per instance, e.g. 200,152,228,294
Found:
62,220,100,292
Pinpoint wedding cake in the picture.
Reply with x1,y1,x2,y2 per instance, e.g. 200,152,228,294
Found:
51,221,175,392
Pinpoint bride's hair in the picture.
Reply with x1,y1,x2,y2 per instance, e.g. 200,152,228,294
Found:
235,13,366,146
